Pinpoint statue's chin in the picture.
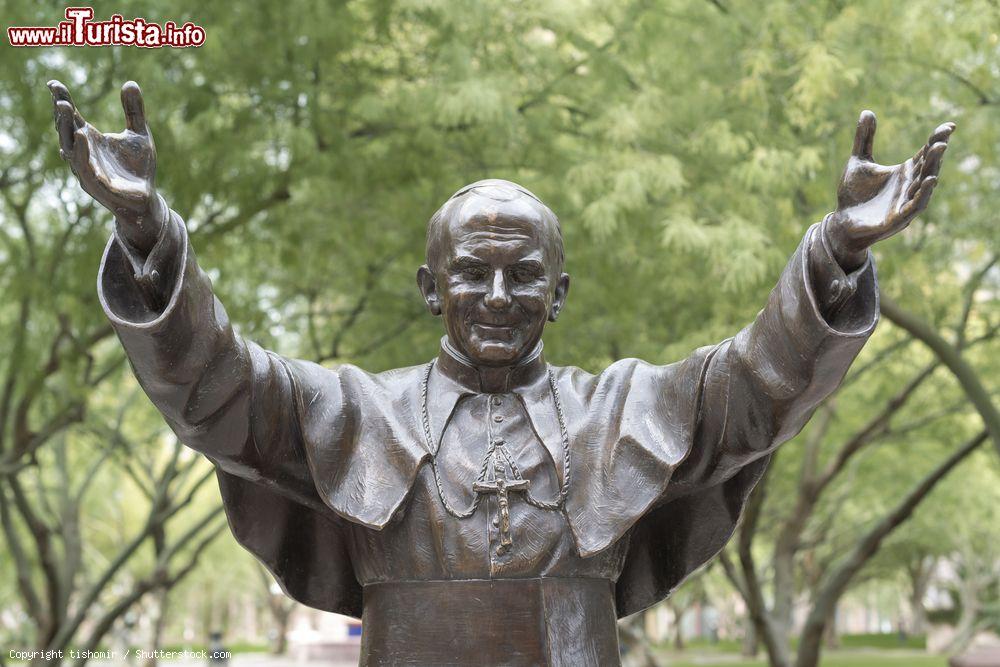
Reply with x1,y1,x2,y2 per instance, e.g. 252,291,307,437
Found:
463,337,531,368
467,345,520,367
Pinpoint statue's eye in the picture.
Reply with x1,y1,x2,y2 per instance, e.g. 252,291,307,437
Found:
461,268,487,281
510,268,537,283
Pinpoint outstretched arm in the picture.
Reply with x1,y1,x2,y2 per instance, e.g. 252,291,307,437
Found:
48,81,322,509
669,112,955,494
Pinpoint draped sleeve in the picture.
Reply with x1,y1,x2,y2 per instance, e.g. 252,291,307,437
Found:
98,208,428,617
550,222,878,616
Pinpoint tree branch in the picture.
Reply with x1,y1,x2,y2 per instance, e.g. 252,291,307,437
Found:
0,487,43,625
717,549,748,600
7,475,63,643
955,254,998,347
796,430,989,667
812,361,939,497
880,293,1000,458
72,518,227,666
48,446,207,651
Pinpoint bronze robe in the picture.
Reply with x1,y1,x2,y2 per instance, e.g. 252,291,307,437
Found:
98,209,877,665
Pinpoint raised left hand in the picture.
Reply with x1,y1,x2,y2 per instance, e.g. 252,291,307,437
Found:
826,110,955,268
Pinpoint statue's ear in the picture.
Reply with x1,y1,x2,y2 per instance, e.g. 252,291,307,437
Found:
417,265,442,316
549,273,570,322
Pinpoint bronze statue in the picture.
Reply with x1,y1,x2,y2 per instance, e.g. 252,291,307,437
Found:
48,79,953,666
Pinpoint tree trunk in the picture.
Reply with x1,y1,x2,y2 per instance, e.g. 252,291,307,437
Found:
257,564,294,654
772,541,797,643
272,611,290,655
907,556,934,636
672,607,684,651
911,597,928,638
823,608,839,650
618,614,659,667
144,589,170,667
737,474,793,667
943,554,990,655
741,621,759,657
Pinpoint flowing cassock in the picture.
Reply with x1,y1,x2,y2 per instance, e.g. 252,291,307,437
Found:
98,208,877,666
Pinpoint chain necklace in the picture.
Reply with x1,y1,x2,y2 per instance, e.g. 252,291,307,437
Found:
419,360,572,519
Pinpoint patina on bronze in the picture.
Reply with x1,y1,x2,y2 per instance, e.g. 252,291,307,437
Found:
48,79,954,666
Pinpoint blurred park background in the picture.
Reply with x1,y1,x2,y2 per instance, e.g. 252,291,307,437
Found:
1,0,998,665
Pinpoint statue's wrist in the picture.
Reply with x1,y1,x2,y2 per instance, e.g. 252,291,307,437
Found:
823,212,868,271
116,191,166,256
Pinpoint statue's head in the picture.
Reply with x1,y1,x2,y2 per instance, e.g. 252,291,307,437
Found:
417,179,570,367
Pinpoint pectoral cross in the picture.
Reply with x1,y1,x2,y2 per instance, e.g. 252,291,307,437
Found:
474,457,529,554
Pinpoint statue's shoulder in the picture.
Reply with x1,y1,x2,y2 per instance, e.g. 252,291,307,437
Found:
544,358,647,402
546,350,716,402
364,361,431,399
278,359,431,452
281,356,429,399
546,357,649,383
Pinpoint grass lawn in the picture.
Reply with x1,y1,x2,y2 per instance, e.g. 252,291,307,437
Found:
662,650,947,667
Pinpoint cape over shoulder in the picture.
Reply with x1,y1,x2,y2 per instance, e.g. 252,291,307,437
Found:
214,359,436,620
540,350,716,558
281,359,432,529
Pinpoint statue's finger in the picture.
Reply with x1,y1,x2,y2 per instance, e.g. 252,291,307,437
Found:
54,100,76,159
927,122,956,147
47,79,75,106
851,110,877,159
120,81,147,134
913,122,955,166
48,80,86,128
71,127,94,177
899,176,937,221
921,142,948,180
905,172,921,201
908,152,924,183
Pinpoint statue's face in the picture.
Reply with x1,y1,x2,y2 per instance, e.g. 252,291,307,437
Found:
418,198,569,367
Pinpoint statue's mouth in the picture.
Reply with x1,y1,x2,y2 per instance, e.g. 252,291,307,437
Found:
472,322,517,338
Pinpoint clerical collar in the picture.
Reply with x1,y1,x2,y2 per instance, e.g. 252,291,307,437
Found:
436,337,547,393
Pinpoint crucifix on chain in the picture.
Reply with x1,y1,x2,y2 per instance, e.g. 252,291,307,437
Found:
474,455,529,554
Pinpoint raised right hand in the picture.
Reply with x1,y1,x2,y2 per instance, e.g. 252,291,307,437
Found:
826,110,953,269
48,80,162,252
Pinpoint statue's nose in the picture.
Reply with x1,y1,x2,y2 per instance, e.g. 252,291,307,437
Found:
484,270,512,310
